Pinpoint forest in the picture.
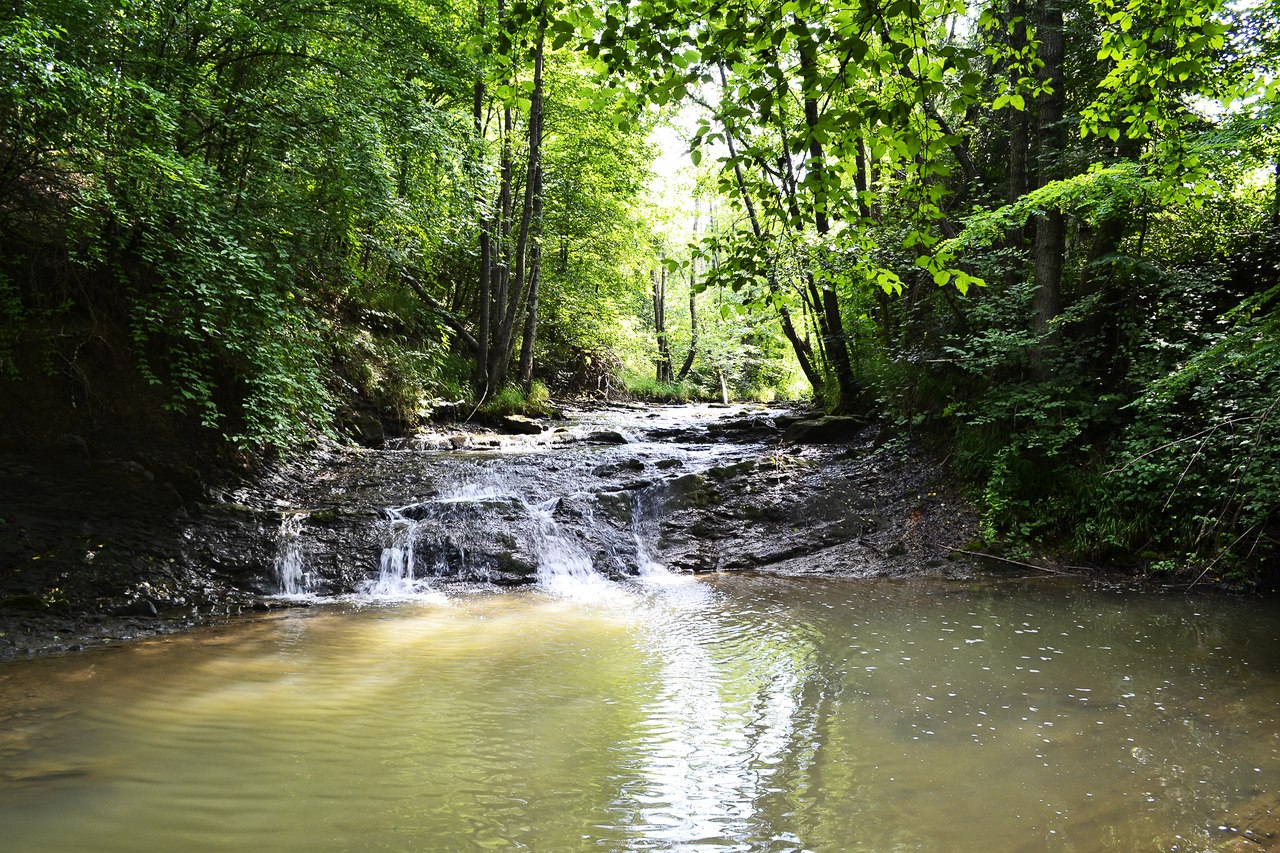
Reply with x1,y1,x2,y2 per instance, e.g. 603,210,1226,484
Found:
1,0,1278,586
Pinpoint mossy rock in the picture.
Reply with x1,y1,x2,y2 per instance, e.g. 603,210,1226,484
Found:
705,460,756,481
667,473,721,508
593,459,645,477
0,592,70,612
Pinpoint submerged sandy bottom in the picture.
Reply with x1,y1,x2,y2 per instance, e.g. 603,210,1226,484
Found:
0,574,1276,851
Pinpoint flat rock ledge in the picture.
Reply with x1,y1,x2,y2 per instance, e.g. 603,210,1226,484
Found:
0,407,979,660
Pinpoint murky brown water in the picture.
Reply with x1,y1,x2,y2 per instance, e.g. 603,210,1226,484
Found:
1,575,1276,851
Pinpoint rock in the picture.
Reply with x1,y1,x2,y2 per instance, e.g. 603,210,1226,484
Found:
592,459,645,477
706,416,781,440
645,427,704,442
615,478,654,491
706,460,756,481
498,415,544,435
665,473,720,508
584,429,628,444
112,598,158,617
783,415,868,444
0,403,982,661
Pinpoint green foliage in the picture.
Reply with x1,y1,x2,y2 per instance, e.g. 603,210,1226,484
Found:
2,0,1278,584
0,0,476,454
619,371,700,403
479,381,555,417
1099,281,1280,577
327,327,471,434
950,163,1153,252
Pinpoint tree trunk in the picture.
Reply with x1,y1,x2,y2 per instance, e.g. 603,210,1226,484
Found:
652,268,672,382
474,0,491,389
485,101,513,392
517,89,542,391
487,2,545,393
1031,0,1065,370
677,202,699,381
677,281,698,381
798,24,860,411
518,245,541,390
1273,159,1279,226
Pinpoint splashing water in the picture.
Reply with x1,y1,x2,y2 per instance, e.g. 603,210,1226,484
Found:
528,496,616,598
631,485,674,581
360,504,435,598
359,477,622,600
273,513,313,596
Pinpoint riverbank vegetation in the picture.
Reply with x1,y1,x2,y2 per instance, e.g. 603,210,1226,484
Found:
2,0,1277,585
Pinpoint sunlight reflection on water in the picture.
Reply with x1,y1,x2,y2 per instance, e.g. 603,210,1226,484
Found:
0,576,1276,852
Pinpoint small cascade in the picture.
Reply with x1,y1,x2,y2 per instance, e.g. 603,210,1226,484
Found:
361,505,432,598
355,464,684,597
274,512,314,596
631,485,673,580
527,496,613,596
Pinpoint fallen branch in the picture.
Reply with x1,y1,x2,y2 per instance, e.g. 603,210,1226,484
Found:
947,548,1081,576
401,272,480,353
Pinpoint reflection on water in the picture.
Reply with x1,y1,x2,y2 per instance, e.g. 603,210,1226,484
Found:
0,576,1277,851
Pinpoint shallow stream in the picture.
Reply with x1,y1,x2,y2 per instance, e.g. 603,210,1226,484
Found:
1,575,1276,851
2,405,1276,850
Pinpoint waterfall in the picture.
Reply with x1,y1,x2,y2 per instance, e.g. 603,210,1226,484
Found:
631,485,673,580
274,512,313,596
361,504,431,598
528,497,613,596
350,464,680,599
354,477,673,597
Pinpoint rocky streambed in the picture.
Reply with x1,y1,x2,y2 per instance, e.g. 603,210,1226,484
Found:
0,404,979,658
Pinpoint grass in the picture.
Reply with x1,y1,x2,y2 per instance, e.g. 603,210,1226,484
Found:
477,381,557,417
618,372,701,403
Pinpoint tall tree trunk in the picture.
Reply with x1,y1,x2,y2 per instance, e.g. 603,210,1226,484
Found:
1031,0,1065,371
798,23,860,411
1273,159,1279,226
518,118,546,392
474,0,491,389
518,245,541,390
677,201,700,381
483,100,513,392
488,2,545,393
677,278,698,381
652,268,672,382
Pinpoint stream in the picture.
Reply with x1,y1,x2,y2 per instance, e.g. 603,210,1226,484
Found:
0,405,1276,850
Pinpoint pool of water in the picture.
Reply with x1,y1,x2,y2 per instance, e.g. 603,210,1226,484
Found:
1,575,1276,851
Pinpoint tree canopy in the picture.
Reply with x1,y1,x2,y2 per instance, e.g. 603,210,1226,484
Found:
2,0,1277,582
